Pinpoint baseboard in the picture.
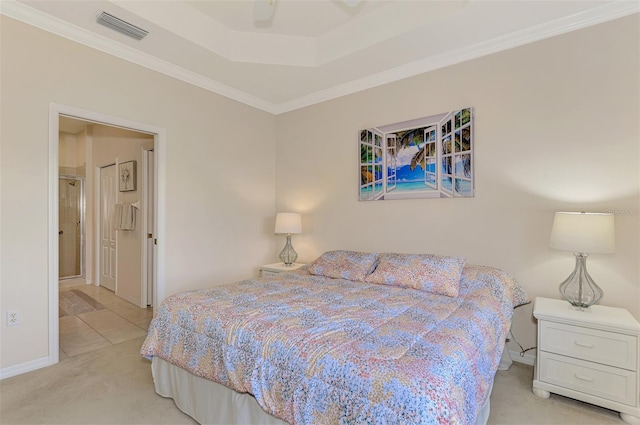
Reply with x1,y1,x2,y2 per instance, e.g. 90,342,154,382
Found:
509,349,536,366
0,356,51,380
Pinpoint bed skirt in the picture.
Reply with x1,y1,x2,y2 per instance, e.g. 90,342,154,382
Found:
151,357,493,425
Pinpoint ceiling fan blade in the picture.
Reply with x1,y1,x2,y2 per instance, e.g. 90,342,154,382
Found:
254,0,276,21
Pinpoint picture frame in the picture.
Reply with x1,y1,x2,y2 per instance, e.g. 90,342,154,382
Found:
359,107,474,201
119,160,137,192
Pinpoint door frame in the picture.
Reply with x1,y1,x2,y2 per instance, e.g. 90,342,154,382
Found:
48,103,166,366
141,146,154,308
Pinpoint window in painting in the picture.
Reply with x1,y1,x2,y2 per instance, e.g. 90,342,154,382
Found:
423,127,437,189
453,108,473,196
359,129,384,200
441,108,473,197
386,134,397,192
441,120,453,195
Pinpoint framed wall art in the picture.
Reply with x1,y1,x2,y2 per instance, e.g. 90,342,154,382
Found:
359,107,474,201
119,160,137,192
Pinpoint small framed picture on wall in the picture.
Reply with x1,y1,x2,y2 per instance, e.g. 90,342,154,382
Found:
119,160,137,192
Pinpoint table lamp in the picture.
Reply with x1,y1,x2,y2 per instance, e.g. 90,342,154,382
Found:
274,212,302,266
549,211,615,309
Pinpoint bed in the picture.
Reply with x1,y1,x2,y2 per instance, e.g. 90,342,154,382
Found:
141,251,528,425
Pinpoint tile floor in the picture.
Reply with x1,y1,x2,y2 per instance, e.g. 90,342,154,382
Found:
59,284,153,360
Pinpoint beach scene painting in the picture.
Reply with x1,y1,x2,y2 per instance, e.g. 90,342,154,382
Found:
359,108,474,201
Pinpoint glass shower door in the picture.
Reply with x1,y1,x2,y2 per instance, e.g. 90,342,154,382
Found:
59,176,84,279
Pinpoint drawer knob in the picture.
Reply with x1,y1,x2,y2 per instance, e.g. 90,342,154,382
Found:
574,340,594,348
574,373,594,382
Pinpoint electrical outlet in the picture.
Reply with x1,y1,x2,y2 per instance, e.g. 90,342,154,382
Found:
7,310,21,327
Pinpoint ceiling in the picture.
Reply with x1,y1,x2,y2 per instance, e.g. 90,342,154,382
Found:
2,0,638,114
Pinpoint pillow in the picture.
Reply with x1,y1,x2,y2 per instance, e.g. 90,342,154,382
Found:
458,264,530,308
308,250,379,281
364,253,466,297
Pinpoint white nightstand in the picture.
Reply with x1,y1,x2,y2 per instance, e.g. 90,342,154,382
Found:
533,297,640,424
259,262,305,277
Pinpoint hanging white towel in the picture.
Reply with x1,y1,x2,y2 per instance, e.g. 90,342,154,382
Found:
122,203,135,230
115,202,137,231
114,203,123,229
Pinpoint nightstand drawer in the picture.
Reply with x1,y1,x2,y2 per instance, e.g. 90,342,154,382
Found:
260,270,279,277
539,352,637,406
540,321,637,370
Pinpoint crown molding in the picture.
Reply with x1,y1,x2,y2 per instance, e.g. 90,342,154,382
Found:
2,0,638,116
0,0,279,114
273,1,640,114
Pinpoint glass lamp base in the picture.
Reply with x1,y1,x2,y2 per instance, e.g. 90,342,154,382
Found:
279,234,298,266
559,253,603,309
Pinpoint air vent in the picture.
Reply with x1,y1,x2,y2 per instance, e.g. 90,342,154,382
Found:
96,11,148,40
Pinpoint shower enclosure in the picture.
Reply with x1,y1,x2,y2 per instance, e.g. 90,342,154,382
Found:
59,176,85,279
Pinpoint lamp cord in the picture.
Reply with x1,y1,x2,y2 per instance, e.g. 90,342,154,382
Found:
508,330,536,357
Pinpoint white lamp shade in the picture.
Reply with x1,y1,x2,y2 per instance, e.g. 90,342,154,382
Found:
274,212,302,234
549,212,615,254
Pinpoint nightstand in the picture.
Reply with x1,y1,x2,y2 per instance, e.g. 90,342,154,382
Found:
533,297,640,424
259,262,305,277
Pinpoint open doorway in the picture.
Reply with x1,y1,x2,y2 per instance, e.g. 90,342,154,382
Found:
49,104,166,366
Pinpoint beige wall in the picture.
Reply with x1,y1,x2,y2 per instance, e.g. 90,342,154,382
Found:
275,15,640,353
0,16,277,369
59,132,77,169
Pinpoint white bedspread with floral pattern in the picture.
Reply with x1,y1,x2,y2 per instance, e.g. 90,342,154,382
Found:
141,265,527,425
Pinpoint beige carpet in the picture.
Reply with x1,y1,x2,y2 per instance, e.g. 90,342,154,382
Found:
490,361,624,424
0,339,625,424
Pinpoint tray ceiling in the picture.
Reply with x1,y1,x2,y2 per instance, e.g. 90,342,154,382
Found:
2,0,638,114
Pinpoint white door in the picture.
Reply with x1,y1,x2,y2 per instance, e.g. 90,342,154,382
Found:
100,165,117,291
